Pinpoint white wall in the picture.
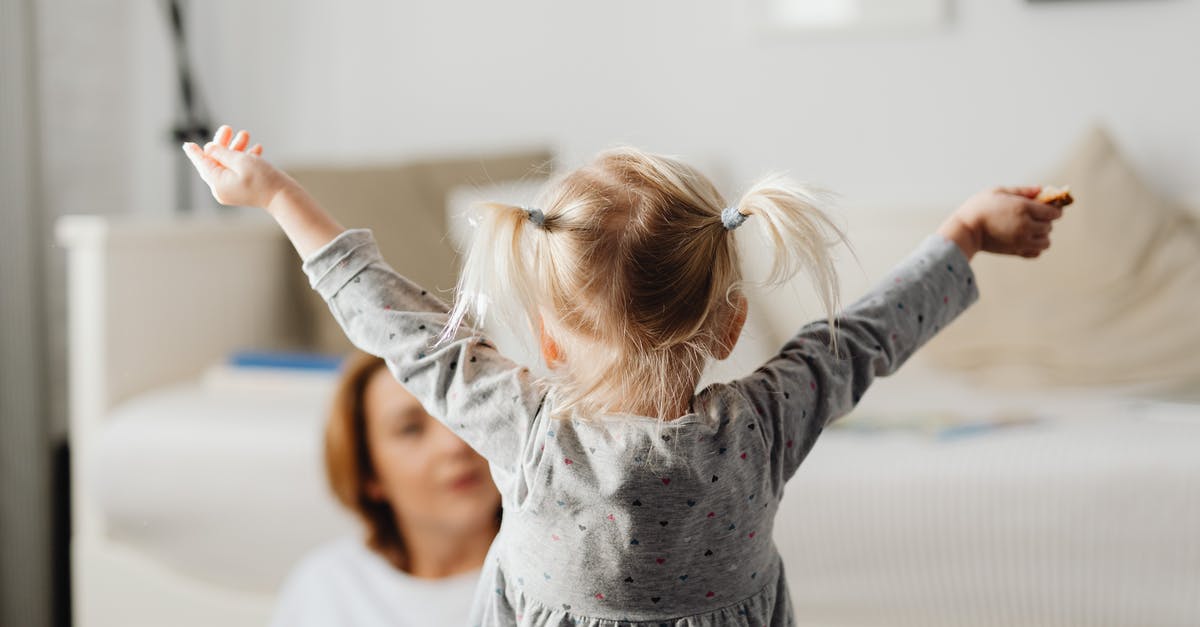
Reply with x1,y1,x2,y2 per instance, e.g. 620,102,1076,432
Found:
130,0,1200,214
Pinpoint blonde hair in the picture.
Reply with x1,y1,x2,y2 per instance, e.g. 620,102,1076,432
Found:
441,145,848,421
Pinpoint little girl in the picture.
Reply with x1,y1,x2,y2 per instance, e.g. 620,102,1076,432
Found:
185,125,1065,627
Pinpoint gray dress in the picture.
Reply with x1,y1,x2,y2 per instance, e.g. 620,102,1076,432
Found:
301,229,979,626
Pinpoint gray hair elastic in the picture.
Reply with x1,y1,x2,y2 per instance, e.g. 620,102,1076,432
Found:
721,206,748,230
523,206,546,227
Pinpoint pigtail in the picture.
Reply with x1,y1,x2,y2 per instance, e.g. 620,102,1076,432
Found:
734,173,852,357
438,202,543,348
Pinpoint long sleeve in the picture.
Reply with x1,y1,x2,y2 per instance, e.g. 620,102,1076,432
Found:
301,228,546,498
729,233,980,486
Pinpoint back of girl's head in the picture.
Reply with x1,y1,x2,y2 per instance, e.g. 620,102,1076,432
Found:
443,145,849,421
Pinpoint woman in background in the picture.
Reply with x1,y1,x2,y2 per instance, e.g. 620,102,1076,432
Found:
271,351,502,626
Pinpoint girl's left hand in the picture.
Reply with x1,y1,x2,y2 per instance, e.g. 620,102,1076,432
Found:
940,186,1067,261
182,124,291,210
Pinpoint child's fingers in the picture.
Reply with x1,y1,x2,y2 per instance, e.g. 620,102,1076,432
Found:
204,143,247,169
999,185,1041,199
249,144,263,156
213,125,233,148
1029,221,1052,237
231,129,250,152
1019,239,1050,257
181,142,205,174
182,142,221,184
1025,200,1064,222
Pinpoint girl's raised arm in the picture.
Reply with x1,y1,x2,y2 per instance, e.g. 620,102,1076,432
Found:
730,232,979,488
183,126,546,497
300,228,547,493
732,187,1065,488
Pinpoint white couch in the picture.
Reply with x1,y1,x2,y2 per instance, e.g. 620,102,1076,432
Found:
58,198,1200,627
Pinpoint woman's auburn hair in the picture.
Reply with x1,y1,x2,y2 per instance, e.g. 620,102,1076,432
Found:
442,145,851,421
324,350,408,570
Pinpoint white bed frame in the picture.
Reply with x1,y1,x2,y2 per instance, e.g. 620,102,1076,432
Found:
57,212,299,627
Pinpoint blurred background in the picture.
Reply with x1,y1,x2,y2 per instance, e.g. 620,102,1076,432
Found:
3,1,1199,626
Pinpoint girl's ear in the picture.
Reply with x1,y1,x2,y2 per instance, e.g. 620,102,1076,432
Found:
539,316,562,367
714,291,748,360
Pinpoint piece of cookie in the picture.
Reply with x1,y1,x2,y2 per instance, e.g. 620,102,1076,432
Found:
1036,185,1074,208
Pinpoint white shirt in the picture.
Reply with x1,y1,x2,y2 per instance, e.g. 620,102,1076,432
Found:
270,536,481,627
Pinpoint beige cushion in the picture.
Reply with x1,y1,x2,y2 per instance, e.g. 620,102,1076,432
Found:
922,125,1200,395
284,149,554,354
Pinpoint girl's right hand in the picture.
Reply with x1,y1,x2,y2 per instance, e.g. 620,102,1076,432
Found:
182,124,291,210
